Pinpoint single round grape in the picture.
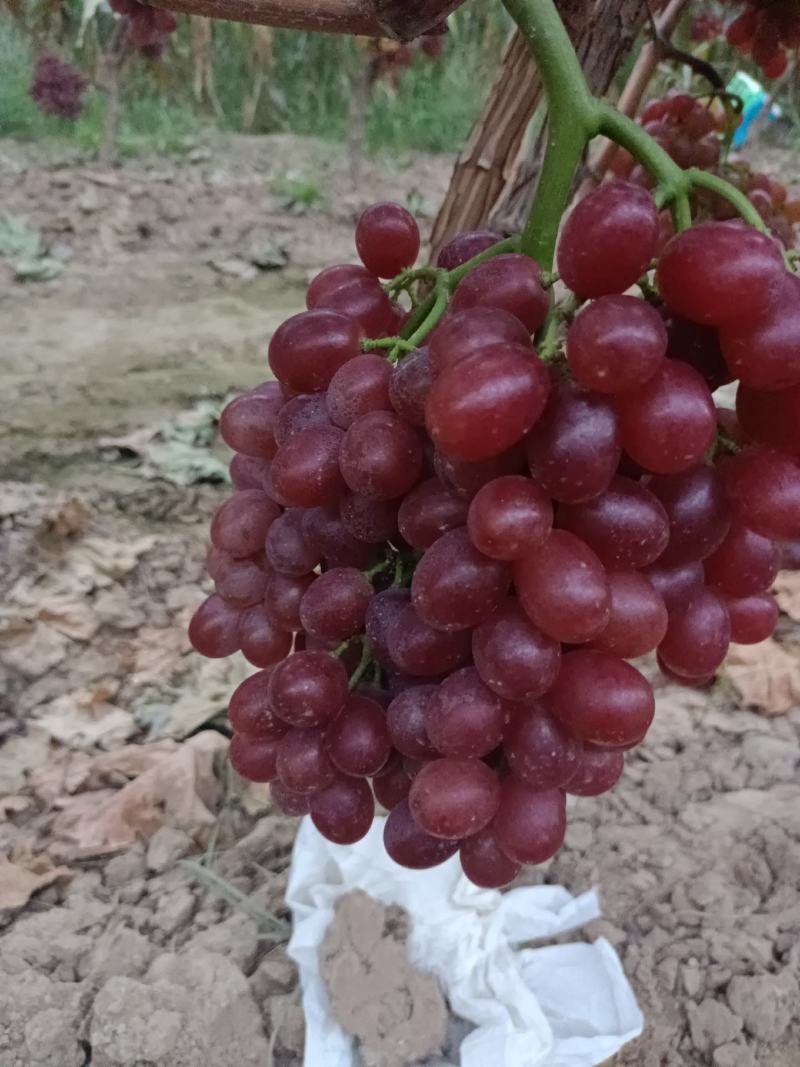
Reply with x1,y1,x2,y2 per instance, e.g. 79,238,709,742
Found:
566,295,667,393
664,314,731,391
450,254,549,332
720,273,800,390
466,476,552,560
383,799,460,869
557,181,658,298
737,382,800,459
189,594,242,658
228,671,287,740
558,475,670,570
310,775,374,844
273,393,331,446
427,307,531,374
514,530,611,643
276,726,337,794
270,425,345,508
326,354,393,429
355,201,420,278
565,747,624,797
268,309,361,393
214,556,268,608
472,598,561,701
649,465,730,565
303,506,377,569
310,270,397,338
590,572,668,658
230,453,271,490
372,760,412,810
525,380,621,503
703,521,778,597
219,387,283,458
268,650,348,727
388,602,473,676
426,344,549,461
240,606,293,668
397,477,469,549
459,828,521,889
325,694,391,777
386,685,438,759
306,263,372,307
210,491,280,559
409,758,501,840
299,568,372,643
411,528,510,632
339,493,399,545
617,361,716,474
722,445,800,540
656,221,785,325
434,445,527,499
643,559,705,615
436,229,501,271
658,588,731,678
206,544,230,582
229,734,280,783
265,510,320,576
365,588,410,669
269,779,312,816
426,668,507,758
504,706,580,790
265,572,314,632
725,592,779,644
339,411,423,500
544,650,655,749
388,348,434,427
491,782,566,865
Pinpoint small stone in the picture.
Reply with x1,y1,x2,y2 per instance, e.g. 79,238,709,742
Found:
682,961,703,998
24,1008,84,1067
104,848,147,888
727,971,798,1042
119,878,146,904
152,888,196,936
713,1041,756,1067
186,912,260,974
249,947,297,1004
687,998,743,1052
146,827,193,873
85,927,154,982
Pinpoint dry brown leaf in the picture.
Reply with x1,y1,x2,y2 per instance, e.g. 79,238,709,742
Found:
137,654,250,739
37,593,101,640
0,855,73,910
0,726,52,794
51,730,227,858
773,572,800,623
725,639,800,716
36,690,136,749
0,621,71,679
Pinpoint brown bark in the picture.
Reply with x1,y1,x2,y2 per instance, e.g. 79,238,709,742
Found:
143,0,463,39
429,0,649,257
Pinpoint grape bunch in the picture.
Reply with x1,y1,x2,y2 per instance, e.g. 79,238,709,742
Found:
30,54,87,120
725,0,800,78
108,0,178,58
190,187,800,889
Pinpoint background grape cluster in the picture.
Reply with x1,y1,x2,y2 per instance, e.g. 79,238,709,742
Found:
190,191,800,888
29,54,87,120
107,0,178,59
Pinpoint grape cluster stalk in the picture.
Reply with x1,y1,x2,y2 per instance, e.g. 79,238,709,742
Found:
190,182,800,887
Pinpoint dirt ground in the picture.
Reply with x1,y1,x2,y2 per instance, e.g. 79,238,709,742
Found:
1,134,799,1067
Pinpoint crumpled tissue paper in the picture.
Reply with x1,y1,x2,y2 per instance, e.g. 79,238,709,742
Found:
286,815,643,1067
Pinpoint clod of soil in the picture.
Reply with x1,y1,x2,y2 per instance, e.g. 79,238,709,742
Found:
319,890,448,1067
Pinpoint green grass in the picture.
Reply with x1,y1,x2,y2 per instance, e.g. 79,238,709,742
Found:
0,7,507,158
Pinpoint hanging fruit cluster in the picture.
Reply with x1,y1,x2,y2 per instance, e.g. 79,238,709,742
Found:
108,0,178,58
189,180,800,888
725,0,800,78
30,54,87,119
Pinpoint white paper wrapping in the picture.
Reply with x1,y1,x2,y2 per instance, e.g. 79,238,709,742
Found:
286,815,643,1067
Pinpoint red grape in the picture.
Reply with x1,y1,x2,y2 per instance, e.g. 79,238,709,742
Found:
265,509,321,576
472,598,561,701
409,757,501,839
565,747,624,797
383,799,460,869
210,491,280,559
274,393,331,446
220,387,283,458
590,571,668,658
268,651,348,727
566,295,667,393
365,588,410,669
310,776,374,845
270,425,345,508
270,779,312,816
427,307,531,373
658,588,731,678
388,348,434,426
544,650,655,749
703,521,778,597
372,761,412,810
340,493,399,544
229,734,280,783
450,254,549,332
514,530,611,643
240,606,293,668
649,465,730,564
355,202,420,278
339,411,423,500
229,453,271,491
303,506,377,569
388,602,472,676
725,592,779,644
720,273,800,389
557,181,659,298
326,354,392,428
326,694,391,777
434,445,527,499
411,528,510,631
299,568,373,642
460,828,521,888
467,476,552,560
228,671,287,740
214,556,269,608
189,594,242,657
398,477,469,548
386,685,439,759
426,668,507,758
265,572,314,632
491,782,566,865
643,558,705,613
504,706,580,790
426,344,549,461
268,309,361,393
436,230,501,271
722,445,800,540
276,726,338,794
737,382,800,458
